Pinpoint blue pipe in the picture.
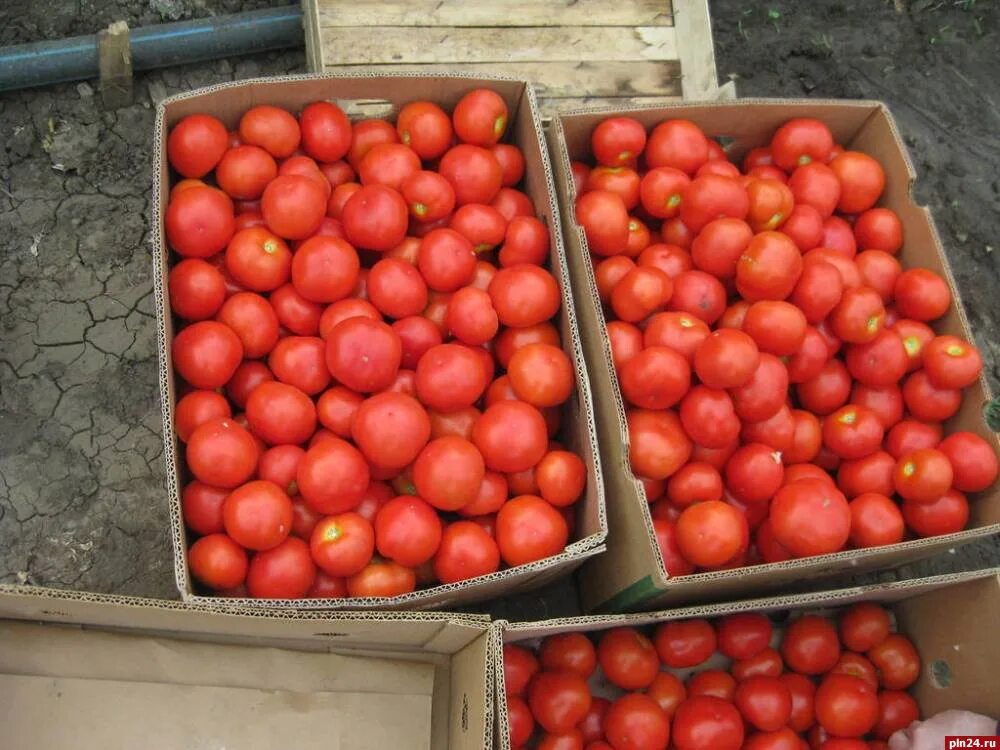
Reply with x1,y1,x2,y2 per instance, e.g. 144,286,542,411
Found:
0,5,304,93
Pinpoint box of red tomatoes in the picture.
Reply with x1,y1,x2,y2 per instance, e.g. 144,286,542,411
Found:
545,100,1000,612
151,73,607,609
0,583,496,749
493,567,1000,750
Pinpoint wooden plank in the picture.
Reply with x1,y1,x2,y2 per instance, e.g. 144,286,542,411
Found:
315,0,674,28
673,0,721,99
317,62,681,99
540,96,684,114
301,0,324,73
317,26,678,65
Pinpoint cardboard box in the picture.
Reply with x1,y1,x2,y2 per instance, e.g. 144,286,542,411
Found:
494,568,1000,750
546,100,1000,612
151,74,607,609
0,583,496,749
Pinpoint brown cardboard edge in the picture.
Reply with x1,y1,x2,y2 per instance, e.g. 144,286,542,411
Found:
152,72,607,611
546,98,1000,612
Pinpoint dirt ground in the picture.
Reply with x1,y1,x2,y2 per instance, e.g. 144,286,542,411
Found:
0,0,996,615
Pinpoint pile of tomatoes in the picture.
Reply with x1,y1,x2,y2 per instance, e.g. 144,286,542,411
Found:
572,115,998,574
163,88,587,599
504,601,921,750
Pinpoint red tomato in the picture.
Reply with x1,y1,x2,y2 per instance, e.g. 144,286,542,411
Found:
666,270,726,325
269,335,331,395
687,669,737,701
216,293,279,359
592,116,647,166
640,167,691,220
239,105,300,158
815,674,879,738
453,88,508,146
501,215,549,267
169,258,227,320
770,118,834,171
796,358,852,415
902,489,969,537
855,250,901,303
166,185,235,258
223,479,293,551
245,381,316,446
823,404,885,460
922,335,983,389
439,143,503,205
245,535,315,598
746,178,795,232
186,418,258,488
646,119,709,175
732,647,784,681
529,670,593,734
735,675,792,731
837,602,890,652
536,450,587,508
182,480,229,535
215,146,278,200
433,520,501,583
937,431,999,492
309,512,374,578
391,100,451,160
770,479,850,557
893,448,953,504
736,231,802,301
675,500,748,568
838,451,895,498
341,184,408,251
496,495,569,566
743,728,801,750
268,283,320,335
782,203,825,250
902,370,961,422
672,696,744,750
298,101,351,162
260,174,326,240
413,436,485,511
647,672,687,717
347,119,398,169
504,644,540,696
325,317,401,393
654,618,716,668
784,409,822,464
845,329,908,387
175,389,231,443
540,633,597,679
189,533,247,590
786,327,830,385
352,392,431,471
829,152,885,213
490,143,525,187
725,443,784,504
873,691,920,740
576,189,630,256
587,166,641,211
297,438,370,514
289,235,359,303
854,208,903,253
508,343,574,408
782,615,841,675
781,672,817,732
653,517,696,576
345,557,416,597
894,268,951,321
628,409,692,479
717,612,772,660
168,114,228,177
618,346,689,410
597,627,660,690
605,693,670,750
507,694,535,748
830,652,878,688
789,162,841,218
359,143,421,191
488,264,561,328
694,329,760,389
680,175,750,233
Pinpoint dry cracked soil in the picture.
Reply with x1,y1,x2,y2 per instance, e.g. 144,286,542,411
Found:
0,0,997,618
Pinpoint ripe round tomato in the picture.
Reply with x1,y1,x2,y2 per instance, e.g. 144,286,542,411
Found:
507,695,535,748
781,615,841,675
672,696,744,750
182,480,229,535
215,293,278,359
770,479,850,557
175,390,231,443
605,693,671,750
297,437,370,514
855,250,901,303
576,189,630,256
345,557,416,597
747,178,795,232
666,462,722,507
797,358,852,415
261,174,326,240
268,335,331,395
829,152,885,213
400,170,455,223
742,728,801,750
189,533,248,590
415,342,490,413
735,675,792,731
169,258,227,320
289,235,360,303
666,270,726,325
536,450,587,507
587,166,641,211
845,329,907,387
873,690,920,740
639,167,690,220
266,283,319,335
597,627,660,690
257,444,304,494
848,491,904,548
830,286,885,344
592,116,647,166
439,143,503,205
500,215,549,267
298,100,352,162
309,512,374,577
781,672,817,732
689,218,752,278
823,404,885,460
646,119,709,175
736,231,802,301
629,409,693,480
508,343,574,408
789,162,841,218
782,203,824,251
643,672,685,720
785,409,823,464
341,184,408,251
432,520,500,583
325,317,401,393
185,417,258,488
679,386,740,449
654,618,716,668
347,118,398,169
504,643,540,696
487,265,562,332
902,489,969,537
830,652,878,688
245,381,316,446
743,301,807,356
166,185,235,258
893,448,953,504
474,398,549,473
413,436,484,511
770,118,834,171
453,88,508,146
529,670,593,734
725,443,784,504
391,100,451,160
838,602,890,652
687,669,737,701
815,674,879,738
490,143,525,187
246,535,316,598
223,480,293,551
168,113,229,177
653,517,696,576
922,335,983,389
640,243,693,280
609,266,670,322
352,392,430,471
894,268,951,321
937,431,999,492
675,500,748,568
717,612,772,660
902,370,961,422
618,346,689,410
539,633,597,679
694,329,760,389
732,647,784,681
359,143,421,191
496,494,569,566
854,208,903,253
238,105,300,158
492,186,534,221
680,174,749,233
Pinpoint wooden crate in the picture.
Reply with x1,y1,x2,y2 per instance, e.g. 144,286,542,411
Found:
301,0,731,112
